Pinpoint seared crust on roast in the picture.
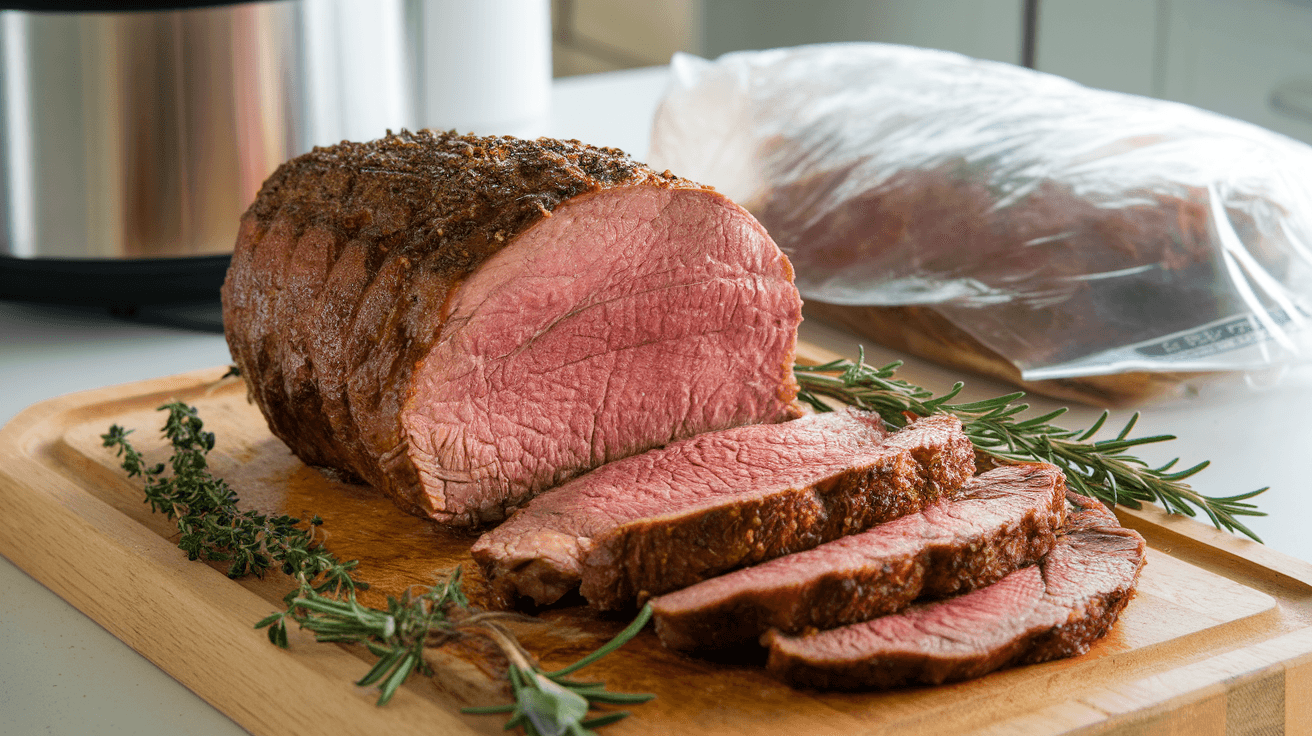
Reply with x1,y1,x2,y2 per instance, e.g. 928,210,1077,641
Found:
473,411,975,610
763,492,1146,690
650,463,1068,651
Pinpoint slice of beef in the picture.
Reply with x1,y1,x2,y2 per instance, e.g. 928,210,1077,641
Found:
762,493,1146,690
471,410,975,610
222,130,803,526
650,463,1068,651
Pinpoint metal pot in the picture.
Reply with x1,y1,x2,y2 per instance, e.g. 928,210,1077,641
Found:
0,0,549,305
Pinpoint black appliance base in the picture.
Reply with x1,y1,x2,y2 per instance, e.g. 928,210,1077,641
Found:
0,254,230,306
0,254,230,332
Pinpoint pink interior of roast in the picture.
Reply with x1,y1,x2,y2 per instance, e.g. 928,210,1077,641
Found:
401,185,801,524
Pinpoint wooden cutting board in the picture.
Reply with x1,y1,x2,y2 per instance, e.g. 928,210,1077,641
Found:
2,342,1312,736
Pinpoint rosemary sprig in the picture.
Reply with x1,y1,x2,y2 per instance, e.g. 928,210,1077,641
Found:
794,349,1267,541
257,566,655,733
794,349,1266,540
459,604,655,736
103,402,652,733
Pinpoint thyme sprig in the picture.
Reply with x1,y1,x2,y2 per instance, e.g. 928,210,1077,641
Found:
102,402,652,733
794,349,1267,541
101,401,362,590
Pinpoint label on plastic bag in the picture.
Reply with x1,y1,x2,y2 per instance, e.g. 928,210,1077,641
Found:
1026,307,1309,379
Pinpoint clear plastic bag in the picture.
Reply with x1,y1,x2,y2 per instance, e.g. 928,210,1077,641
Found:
648,44,1312,405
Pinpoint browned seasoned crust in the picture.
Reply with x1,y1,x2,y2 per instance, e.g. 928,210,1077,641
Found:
578,414,977,610
762,493,1146,690
245,131,690,269
222,130,696,512
650,463,1068,651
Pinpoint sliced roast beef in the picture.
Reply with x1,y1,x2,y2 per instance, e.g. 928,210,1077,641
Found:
763,493,1146,690
650,463,1067,651
222,131,803,526
471,410,975,610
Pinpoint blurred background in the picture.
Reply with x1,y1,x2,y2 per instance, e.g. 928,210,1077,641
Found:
553,0,1312,147
0,0,1309,317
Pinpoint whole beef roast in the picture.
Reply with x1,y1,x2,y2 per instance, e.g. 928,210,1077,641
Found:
222,131,803,526
472,409,975,610
651,463,1068,651
763,493,1146,690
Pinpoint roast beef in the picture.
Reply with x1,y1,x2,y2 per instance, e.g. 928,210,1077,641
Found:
221,131,803,526
650,463,1068,651
763,493,1146,690
472,410,975,610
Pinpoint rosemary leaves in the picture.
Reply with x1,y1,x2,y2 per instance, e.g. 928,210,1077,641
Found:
793,350,1267,541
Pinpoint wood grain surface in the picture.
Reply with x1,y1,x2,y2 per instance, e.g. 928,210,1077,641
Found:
2,343,1312,735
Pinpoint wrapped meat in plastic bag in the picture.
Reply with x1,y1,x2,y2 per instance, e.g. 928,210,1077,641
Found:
648,44,1312,406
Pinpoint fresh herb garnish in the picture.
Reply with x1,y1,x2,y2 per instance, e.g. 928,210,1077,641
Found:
794,349,1267,541
101,402,361,588
102,401,650,733
260,567,654,732
459,605,655,736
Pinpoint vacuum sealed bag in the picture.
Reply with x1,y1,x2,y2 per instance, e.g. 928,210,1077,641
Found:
648,44,1312,405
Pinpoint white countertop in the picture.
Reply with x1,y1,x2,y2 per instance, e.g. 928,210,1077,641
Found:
3,66,1311,736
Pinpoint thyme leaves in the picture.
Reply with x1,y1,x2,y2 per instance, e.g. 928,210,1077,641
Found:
103,402,649,734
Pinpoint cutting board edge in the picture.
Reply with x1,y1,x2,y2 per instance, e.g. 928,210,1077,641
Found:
0,379,488,736
975,625,1312,735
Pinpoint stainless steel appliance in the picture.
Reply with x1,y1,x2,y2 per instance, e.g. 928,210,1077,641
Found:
0,0,549,309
